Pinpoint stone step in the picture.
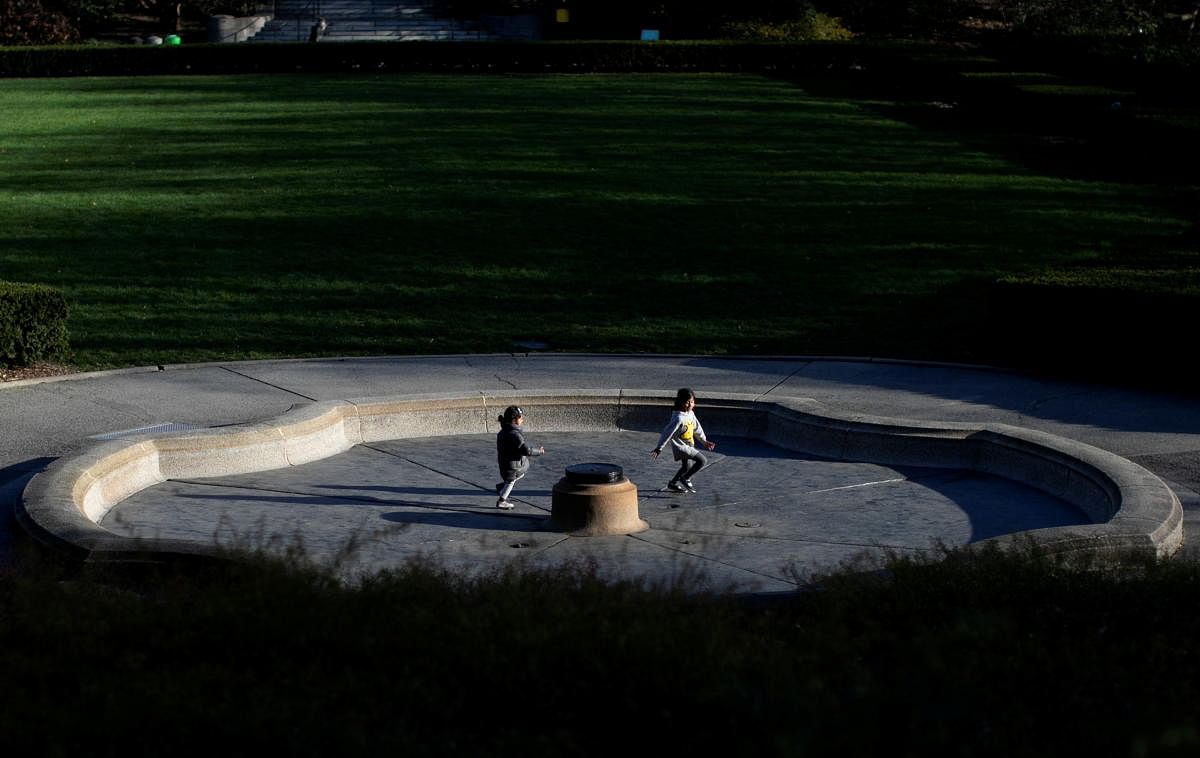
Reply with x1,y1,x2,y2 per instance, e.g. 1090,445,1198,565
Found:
246,0,486,43
250,31,480,42
278,8,436,19
250,25,486,42
254,21,478,32
297,19,468,28
268,0,436,17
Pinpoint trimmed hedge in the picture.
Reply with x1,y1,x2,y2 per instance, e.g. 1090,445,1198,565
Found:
0,36,1193,86
0,39,912,77
0,282,69,368
984,33,1200,100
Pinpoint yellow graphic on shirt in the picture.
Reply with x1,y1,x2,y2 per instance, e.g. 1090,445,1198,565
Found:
680,419,695,444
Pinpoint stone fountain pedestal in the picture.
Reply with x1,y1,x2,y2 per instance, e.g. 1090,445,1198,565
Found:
550,463,647,536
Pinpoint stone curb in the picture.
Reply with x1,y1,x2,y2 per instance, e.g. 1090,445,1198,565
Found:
17,390,1183,563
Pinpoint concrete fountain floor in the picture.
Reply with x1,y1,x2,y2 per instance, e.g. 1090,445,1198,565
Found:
103,430,1087,594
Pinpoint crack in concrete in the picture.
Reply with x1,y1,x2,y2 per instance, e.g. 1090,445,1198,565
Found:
218,365,318,401
625,532,799,586
754,362,811,401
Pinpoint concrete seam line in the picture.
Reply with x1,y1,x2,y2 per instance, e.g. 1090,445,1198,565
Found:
478,391,490,434
276,426,293,467
342,400,364,447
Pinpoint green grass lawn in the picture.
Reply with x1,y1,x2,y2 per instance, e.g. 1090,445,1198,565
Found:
0,72,1196,376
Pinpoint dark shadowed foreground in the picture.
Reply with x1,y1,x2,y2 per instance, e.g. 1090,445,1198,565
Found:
1,541,1198,757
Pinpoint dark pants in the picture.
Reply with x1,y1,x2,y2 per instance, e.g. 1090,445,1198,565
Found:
673,451,707,483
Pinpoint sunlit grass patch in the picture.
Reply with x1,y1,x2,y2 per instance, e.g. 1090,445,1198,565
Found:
0,73,1193,374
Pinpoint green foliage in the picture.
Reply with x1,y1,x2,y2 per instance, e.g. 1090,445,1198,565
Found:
814,0,979,37
0,0,77,44
721,12,855,40
996,0,1163,37
435,0,826,39
0,0,261,45
818,0,1200,42
0,281,70,367
0,0,135,44
65,0,125,37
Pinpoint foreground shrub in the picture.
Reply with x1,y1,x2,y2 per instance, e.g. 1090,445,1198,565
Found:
3,543,1200,754
0,281,69,367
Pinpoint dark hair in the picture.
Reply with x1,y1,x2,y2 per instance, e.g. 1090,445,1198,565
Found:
673,388,695,411
498,405,524,424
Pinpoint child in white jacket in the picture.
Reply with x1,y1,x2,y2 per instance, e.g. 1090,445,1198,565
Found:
650,388,716,493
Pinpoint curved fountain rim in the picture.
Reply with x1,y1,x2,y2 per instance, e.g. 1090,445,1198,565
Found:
17,389,1183,566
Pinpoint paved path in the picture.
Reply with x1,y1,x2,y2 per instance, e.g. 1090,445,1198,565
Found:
3,355,1199,587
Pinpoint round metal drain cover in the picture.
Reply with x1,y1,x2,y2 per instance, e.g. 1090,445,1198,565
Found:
564,462,624,484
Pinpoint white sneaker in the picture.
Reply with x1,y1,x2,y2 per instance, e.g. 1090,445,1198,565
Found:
667,481,686,493
682,480,697,492
496,499,515,510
